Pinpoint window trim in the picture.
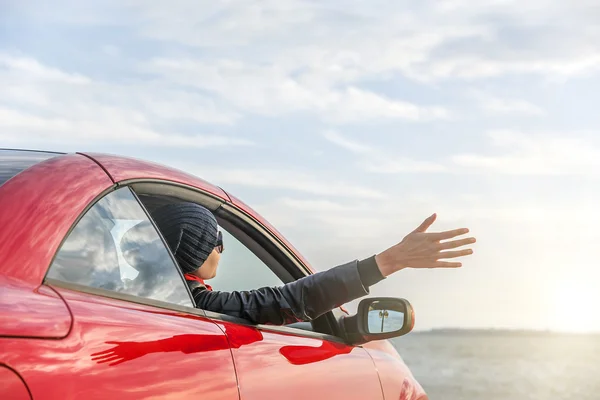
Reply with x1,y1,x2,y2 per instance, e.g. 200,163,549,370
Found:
42,185,196,309
128,181,225,212
202,309,347,344
45,278,207,318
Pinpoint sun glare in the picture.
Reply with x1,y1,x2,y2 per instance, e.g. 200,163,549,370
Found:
549,283,600,333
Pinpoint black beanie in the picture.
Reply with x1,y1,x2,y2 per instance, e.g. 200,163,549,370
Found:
150,202,218,274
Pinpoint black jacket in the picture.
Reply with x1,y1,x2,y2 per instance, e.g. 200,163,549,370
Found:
187,256,384,325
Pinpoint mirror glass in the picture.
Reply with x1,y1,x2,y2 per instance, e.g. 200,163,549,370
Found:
367,300,406,334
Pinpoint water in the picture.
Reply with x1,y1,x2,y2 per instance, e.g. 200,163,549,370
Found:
391,331,600,400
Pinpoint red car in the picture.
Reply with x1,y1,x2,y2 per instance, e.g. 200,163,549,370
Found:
0,149,427,400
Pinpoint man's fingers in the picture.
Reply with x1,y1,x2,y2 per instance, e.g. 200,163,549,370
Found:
431,261,463,268
437,249,473,259
414,213,437,233
429,228,469,241
438,237,476,250
90,350,112,357
92,353,119,361
91,353,113,360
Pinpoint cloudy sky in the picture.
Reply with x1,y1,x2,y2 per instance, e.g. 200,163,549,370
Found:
2,0,600,332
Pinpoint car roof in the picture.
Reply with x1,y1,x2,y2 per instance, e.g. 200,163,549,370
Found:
82,152,229,200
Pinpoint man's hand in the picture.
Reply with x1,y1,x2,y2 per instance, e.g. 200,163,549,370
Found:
375,213,476,277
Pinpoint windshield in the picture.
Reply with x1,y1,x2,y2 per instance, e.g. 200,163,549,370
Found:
0,149,60,187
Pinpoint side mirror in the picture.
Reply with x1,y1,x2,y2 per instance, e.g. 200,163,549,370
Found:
342,297,415,345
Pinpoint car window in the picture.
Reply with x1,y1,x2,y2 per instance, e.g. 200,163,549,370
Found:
207,227,284,292
46,187,193,307
0,149,60,187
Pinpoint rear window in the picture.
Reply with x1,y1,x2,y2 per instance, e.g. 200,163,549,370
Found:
0,149,61,187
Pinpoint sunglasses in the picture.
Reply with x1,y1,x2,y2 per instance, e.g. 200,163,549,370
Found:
215,231,224,254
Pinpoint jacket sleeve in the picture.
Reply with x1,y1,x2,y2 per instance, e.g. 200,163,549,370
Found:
191,258,381,326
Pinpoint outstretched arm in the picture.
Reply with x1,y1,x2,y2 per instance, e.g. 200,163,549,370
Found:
193,213,475,325
193,258,379,325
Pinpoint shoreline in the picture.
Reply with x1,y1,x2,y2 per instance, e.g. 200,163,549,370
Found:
409,328,600,336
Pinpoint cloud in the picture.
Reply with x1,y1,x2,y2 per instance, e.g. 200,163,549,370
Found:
10,0,600,87
406,54,600,83
121,0,600,84
468,90,546,116
132,0,319,47
325,129,600,177
365,158,449,174
482,98,545,117
452,130,600,175
323,130,448,173
324,129,600,176
6,0,597,135
0,53,91,84
0,107,252,149
0,53,244,148
325,87,450,123
323,130,372,154
184,165,387,199
147,58,450,123
1,53,239,125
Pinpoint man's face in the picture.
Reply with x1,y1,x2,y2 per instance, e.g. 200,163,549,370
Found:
195,248,221,280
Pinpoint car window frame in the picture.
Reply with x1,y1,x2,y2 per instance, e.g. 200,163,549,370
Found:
42,185,197,309
128,180,348,341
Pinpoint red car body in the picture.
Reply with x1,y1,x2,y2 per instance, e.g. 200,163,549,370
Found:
0,150,427,400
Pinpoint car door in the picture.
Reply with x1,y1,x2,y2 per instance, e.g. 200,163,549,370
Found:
40,187,239,400
214,319,383,400
189,209,384,400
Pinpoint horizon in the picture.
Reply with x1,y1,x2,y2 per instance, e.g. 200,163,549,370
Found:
2,1,600,332
411,326,600,334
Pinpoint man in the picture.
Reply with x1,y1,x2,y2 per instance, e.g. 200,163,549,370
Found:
150,202,475,325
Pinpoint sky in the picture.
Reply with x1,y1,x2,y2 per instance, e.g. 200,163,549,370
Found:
2,0,600,332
